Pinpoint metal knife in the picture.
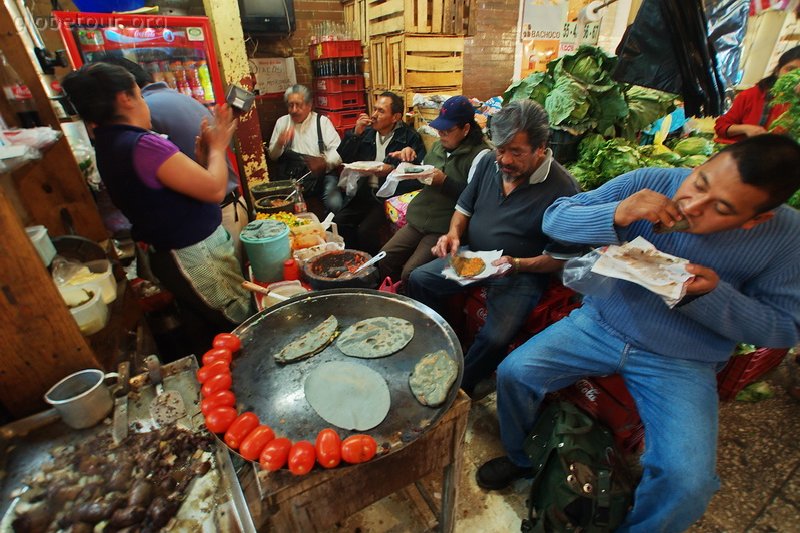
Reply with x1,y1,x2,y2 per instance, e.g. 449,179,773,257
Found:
112,361,130,444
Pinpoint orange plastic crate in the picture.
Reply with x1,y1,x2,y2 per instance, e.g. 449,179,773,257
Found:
717,347,790,400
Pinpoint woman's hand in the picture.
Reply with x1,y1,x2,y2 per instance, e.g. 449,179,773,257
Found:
201,104,237,154
727,124,768,138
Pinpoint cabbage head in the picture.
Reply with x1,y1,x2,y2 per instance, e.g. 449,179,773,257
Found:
503,71,553,106
555,45,617,92
545,77,591,129
678,154,709,168
672,137,714,157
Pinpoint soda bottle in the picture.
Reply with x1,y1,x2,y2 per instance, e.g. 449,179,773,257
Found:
170,60,192,97
159,60,177,89
0,51,42,128
293,182,307,213
195,59,215,102
183,60,205,101
146,61,164,84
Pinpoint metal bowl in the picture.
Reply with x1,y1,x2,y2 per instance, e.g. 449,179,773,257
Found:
254,194,296,215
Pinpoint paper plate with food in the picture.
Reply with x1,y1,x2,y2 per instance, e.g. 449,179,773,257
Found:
343,160,386,173
442,249,510,285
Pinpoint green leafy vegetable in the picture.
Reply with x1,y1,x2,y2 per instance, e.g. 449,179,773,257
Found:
769,68,800,140
735,381,774,402
672,137,714,157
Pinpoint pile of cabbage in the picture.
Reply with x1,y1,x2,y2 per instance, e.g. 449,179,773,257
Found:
503,45,677,139
568,134,716,190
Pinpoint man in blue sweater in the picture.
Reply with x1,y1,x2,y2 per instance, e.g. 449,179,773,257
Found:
477,134,800,532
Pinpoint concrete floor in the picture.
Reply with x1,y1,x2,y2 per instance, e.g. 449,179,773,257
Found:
333,357,800,533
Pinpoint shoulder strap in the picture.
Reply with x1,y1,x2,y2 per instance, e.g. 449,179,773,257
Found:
759,91,773,128
317,113,325,154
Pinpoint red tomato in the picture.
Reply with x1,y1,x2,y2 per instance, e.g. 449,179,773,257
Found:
288,440,316,475
315,429,342,469
196,360,230,384
259,438,292,471
204,406,238,434
340,434,377,464
202,347,233,366
200,390,236,416
213,333,242,353
239,425,276,461
223,412,259,450
201,371,232,397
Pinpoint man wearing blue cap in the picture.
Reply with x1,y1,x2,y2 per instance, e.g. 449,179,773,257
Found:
378,95,491,283
407,100,581,398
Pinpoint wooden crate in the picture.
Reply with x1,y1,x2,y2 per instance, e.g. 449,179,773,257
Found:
370,34,464,93
342,0,368,45
368,35,388,90
366,0,475,36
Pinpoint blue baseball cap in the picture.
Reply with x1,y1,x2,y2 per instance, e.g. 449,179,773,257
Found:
429,95,475,131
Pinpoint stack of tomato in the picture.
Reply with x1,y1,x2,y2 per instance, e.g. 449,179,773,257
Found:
197,333,378,475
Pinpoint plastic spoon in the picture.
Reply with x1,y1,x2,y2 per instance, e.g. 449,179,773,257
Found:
353,250,386,275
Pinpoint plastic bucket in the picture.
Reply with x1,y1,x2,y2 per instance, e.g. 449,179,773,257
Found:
240,220,291,283
548,129,582,165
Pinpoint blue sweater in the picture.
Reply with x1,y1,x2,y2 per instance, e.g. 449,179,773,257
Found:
543,167,800,363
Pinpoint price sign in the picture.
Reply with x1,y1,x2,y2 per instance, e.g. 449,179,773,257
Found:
252,57,297,96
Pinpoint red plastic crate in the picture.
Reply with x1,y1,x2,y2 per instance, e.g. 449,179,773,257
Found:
314,76,365,93
315,91,366,110
335,126,350,138
319,109,362,128
309,40,363,60
717,347,790,400
552,375,644,453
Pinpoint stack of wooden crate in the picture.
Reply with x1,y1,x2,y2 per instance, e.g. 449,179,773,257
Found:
343,0,475,112
309,40,368,137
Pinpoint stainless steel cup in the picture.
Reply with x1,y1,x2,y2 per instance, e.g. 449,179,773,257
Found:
44,369,119,429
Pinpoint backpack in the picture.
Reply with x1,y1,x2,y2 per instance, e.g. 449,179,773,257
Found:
521,401,635,533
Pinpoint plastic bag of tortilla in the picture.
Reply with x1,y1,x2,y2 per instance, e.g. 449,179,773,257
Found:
561,247,615,298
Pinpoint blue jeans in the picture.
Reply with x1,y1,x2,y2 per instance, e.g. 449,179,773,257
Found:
320,174,344,214
407,257,547,394
497,304,720,533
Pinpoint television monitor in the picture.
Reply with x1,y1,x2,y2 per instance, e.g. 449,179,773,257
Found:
238,0,296,36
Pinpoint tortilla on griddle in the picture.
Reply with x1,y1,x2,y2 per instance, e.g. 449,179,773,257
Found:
275,315,338,364
409,350,458,407
304,361,390,430
336,316,414,359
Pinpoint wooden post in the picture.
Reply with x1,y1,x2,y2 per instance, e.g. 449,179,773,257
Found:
201,0,269,184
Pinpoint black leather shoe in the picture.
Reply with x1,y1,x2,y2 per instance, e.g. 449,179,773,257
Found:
476,456,530,490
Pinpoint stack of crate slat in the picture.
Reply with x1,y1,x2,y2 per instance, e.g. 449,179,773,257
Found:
344,0,474,112
310,40,368,138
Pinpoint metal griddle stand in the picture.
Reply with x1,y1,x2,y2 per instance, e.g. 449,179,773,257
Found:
235,390,470,532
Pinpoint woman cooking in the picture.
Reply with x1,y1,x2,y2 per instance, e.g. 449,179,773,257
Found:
62,62,252,354
715,46,800,143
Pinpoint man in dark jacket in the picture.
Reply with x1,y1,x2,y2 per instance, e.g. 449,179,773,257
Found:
335,91,427,254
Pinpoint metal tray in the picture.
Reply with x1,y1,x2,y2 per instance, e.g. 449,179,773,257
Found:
0,357,255,532
230,288,464,453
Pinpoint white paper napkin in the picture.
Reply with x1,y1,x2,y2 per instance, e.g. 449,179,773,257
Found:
441,248,511,286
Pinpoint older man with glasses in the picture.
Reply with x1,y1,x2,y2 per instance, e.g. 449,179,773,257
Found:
406,99,581,398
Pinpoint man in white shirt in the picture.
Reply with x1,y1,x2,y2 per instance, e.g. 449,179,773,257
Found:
268,85,344,213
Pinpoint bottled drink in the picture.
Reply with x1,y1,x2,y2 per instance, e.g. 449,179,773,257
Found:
293,183,307,214
159,60,177,89
170,60,192,97
195,59,215,102
146,61,164,84
0,51,42,128
282,259,300,281
183,60,205,101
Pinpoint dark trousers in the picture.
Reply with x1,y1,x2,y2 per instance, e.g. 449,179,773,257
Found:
333,185,387,255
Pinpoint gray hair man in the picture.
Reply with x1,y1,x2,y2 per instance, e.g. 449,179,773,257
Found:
407,99,581,398
268,84,344,214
